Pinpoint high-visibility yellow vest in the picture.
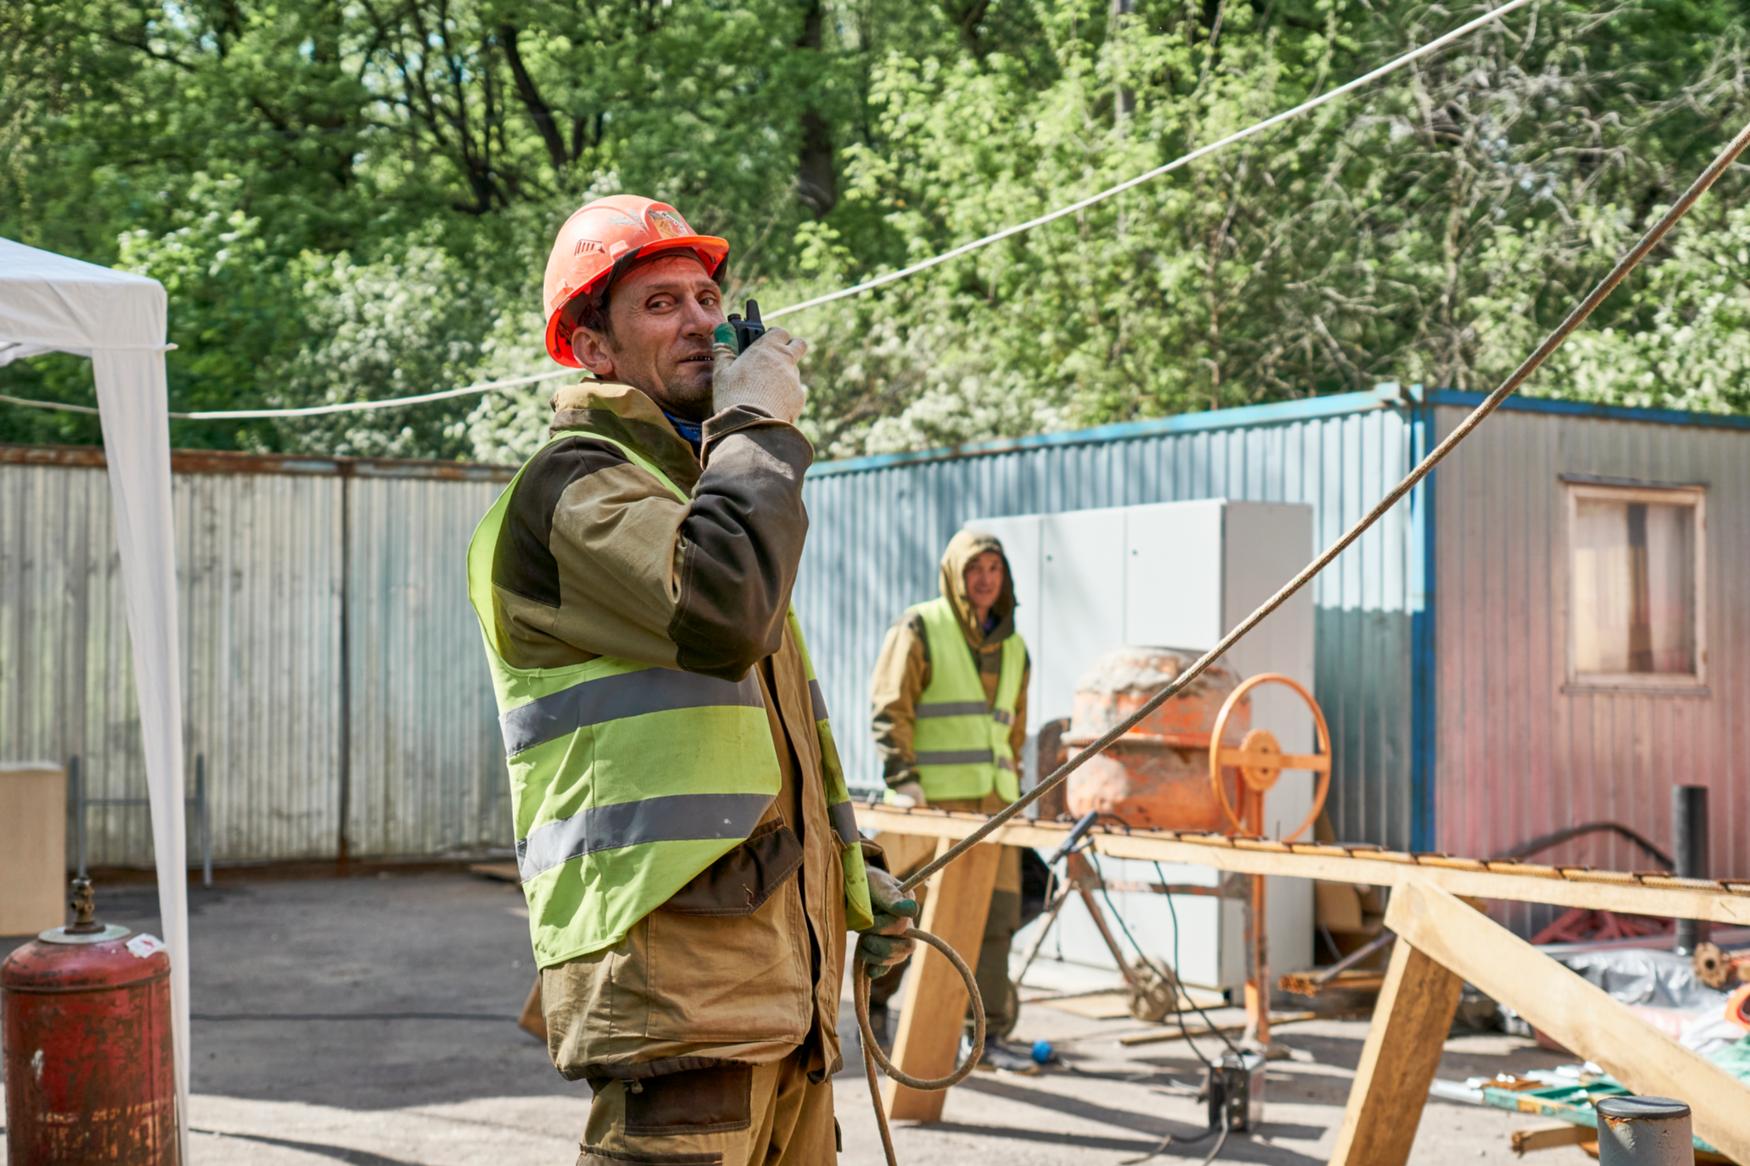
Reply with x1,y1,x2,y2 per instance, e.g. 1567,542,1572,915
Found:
466,431,873,968
910,596,1025,803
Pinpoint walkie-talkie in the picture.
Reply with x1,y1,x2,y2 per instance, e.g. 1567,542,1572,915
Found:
726,299,765,354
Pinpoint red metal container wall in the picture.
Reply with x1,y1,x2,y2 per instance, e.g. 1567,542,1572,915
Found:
2,934,177,1164
1434,406,1750,934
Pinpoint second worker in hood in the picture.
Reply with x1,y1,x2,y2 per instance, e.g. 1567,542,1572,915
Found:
867,528,1037,1072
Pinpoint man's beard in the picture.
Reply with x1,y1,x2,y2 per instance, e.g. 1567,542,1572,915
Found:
652,369,714,421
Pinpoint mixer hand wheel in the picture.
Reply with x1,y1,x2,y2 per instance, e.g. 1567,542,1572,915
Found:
1207,673,1332,842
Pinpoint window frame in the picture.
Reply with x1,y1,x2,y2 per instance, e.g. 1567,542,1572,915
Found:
1564,481,1707,693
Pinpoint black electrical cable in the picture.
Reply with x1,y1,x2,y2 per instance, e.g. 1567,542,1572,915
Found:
1087,850,1225,1070
1154,859,1248,1058
1122,1117,1231,1166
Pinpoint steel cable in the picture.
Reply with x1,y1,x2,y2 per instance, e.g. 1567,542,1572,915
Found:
856,116,1750,1166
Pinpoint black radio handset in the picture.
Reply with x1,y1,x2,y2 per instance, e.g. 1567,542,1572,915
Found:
725,299,765,354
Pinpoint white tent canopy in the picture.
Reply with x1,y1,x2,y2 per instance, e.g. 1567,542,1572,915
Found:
0,238,189,1157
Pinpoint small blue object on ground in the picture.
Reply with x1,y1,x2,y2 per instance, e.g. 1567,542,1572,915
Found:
1030,1039,1054,1065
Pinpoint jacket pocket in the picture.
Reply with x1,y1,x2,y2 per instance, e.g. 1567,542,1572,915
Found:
662,820,804,916
639,823,810,1042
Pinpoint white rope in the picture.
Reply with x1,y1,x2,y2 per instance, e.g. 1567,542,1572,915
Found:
0,391,102,416
0,0,1533,422
766,0,1535,320
0,368,573,421
170,367,573,420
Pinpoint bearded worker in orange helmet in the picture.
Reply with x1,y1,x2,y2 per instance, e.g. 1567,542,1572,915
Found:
466,195,916,1164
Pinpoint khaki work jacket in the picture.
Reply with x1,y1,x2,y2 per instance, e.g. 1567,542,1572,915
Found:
489,380,857,1083
869,530,1031,794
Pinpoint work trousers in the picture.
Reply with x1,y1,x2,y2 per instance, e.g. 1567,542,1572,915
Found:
577,1049,836,1165
868,793,1024,1038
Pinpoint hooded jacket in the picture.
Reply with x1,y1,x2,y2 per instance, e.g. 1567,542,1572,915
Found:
869,530,1030,793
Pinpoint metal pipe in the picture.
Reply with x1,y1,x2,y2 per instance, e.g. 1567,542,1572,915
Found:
196,754,212,888
70,754,86,879
336,468,353,870
1595,1095,1692,1166
1673,786,1709,954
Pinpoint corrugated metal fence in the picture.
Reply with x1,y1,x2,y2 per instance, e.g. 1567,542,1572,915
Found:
797,386,1430,850
0,446,510,867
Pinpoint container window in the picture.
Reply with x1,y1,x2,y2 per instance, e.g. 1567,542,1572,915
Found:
1568,484,1704,684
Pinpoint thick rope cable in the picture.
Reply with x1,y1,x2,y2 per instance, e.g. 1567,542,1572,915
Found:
853,117,1750,1166
766,0,1535,322
0,0,1532,423
893,117,1750,898
854,931,986,1166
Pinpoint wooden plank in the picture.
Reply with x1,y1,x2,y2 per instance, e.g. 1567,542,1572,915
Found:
469,861,521,884
0,764,67,936
1510,1123,1590,1153
856,806,1750,924
1383,882,1750,1164
517,975,547,1041
1327,932,1464,1166
882,837,1001,1121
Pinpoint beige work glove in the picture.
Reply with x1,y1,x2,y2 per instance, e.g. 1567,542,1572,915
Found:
887,780,927,808
855,867,918,976
711,325,808,423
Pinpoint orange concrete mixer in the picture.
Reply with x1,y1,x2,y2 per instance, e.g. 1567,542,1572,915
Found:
1050,646,1333,1042
1061,646,1331,840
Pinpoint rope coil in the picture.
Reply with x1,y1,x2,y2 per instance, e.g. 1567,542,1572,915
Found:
854,932,986,1166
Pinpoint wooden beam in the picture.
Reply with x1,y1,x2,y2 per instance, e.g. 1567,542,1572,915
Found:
1327,931,1464,1166
855,806,1750,924
517,975,547,1041
1510,1123,1591,1153
882,837,1000,1121
1381,883,1750,1163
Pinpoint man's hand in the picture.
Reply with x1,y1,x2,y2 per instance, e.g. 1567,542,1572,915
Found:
855,867,917,976
711,325,807,423
888,780,926,808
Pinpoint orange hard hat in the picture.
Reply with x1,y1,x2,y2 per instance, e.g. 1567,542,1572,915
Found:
541,194,730,367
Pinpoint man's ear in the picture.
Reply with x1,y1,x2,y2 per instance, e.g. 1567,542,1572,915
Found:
571,325,616,379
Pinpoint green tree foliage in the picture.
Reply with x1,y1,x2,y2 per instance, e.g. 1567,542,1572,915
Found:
1,0,1745,462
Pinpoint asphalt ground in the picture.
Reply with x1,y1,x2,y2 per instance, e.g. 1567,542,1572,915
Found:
0,871,1592,1165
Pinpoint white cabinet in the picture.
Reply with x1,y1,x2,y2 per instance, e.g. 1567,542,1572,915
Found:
973,499,1315,991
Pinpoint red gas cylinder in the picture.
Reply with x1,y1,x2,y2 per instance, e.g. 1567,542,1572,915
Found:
2,879,177,1165
1063,646,1248,831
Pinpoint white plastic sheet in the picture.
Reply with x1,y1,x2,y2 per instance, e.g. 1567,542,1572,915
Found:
0,238,188,1160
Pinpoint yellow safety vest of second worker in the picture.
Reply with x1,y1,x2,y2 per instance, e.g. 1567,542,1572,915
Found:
910,595,1025,803
466,429,874,970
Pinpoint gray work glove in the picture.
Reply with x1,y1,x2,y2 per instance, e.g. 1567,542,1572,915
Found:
711,324,808,423
887,780,927,808
855,867,918,976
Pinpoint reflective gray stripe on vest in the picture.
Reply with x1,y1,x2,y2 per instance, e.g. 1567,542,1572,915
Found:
917,701,1011,726
516,792,772,882
915,748,995,767
916,700,989,719
501,670,763,756
828,800,859,847
808,679,829,722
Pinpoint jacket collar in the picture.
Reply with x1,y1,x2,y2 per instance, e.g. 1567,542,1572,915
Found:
550,380,702,492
